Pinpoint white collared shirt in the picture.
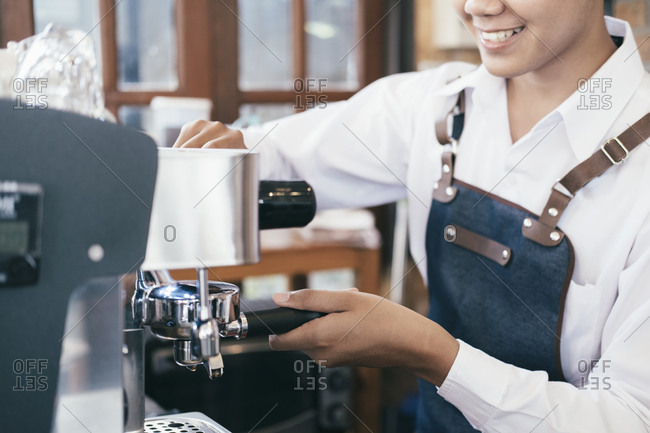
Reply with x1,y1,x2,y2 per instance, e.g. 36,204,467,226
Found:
243,17,650,432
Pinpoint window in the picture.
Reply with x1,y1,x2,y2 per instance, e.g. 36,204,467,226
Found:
213,0,387,124
235,0,366,124
2,0,388,130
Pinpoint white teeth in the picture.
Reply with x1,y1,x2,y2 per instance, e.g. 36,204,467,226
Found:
480,27,523,43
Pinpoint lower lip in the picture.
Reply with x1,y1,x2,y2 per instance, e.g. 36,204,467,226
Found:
479,28,524,51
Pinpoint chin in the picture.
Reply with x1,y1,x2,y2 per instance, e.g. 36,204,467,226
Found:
481,60,523,79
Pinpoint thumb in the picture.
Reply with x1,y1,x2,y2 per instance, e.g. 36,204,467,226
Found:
272,289,358,313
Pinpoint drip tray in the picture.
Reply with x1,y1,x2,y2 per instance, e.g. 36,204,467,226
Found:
144,412,231,433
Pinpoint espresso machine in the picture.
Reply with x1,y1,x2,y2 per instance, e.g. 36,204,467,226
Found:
0,100,319,433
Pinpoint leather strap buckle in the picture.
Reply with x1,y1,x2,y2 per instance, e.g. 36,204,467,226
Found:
601,137,629,165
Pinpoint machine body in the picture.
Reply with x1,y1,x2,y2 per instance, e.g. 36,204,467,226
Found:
0,100,156,432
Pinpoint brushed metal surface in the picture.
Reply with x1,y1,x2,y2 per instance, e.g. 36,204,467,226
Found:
142,148,260,270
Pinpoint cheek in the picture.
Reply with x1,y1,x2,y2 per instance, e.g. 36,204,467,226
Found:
451,0,469,21
451,0,475,37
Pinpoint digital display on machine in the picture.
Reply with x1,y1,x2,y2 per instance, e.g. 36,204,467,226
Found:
0,220,29,255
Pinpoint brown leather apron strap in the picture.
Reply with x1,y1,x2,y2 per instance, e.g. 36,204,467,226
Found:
560,113,650,195
433,91,466,202
432,151,458,202
523,112,650,246
522,187,573,246
443,224,512,266
435,91,465,145
435,118,452,145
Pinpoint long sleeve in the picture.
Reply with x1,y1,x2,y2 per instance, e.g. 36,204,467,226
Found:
240,71,437,210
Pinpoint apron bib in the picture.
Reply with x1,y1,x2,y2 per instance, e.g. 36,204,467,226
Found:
419,180,572,432
417,91,650,432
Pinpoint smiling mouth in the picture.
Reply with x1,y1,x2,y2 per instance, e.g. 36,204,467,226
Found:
480,26,525,43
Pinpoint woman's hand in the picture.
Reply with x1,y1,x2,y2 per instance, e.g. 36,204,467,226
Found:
270,289,460,387
173,120,246,149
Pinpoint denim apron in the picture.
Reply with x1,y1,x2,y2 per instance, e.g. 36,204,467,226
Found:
417,91,650,432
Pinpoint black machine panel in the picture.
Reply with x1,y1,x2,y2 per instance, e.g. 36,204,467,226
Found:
0,182,43,287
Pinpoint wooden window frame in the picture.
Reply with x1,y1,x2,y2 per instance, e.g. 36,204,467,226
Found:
0,0,34,47
214,0,386,122
2,0,386,123
98,0,213,116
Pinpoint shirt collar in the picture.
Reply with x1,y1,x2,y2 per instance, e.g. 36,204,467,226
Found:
556,16,646,162
435,63,503,110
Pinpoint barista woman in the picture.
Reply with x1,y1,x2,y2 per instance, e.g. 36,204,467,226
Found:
175,1,650,431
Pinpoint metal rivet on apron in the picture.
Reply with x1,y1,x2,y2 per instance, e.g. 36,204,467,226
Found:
548,207,558,217
523,218,533,228
444,225,456,242
442,164,450,173
501,249,509,260
433,182,439,190
550,231,560,242
445,187,454,196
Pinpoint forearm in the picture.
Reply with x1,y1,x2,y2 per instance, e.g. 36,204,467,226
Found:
403,314,460,387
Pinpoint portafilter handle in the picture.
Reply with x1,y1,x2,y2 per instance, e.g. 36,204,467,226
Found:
239,298,325,338
259,180,316,229
243,307,325,337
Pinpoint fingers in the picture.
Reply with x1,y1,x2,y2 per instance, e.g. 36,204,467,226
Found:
272,289,361,314
203,129,245,149
172,119,209,148
172,120,246,149
268,315,328,351
269,289,364,352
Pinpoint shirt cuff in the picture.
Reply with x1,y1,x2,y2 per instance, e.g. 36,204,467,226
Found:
437,339,509,429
